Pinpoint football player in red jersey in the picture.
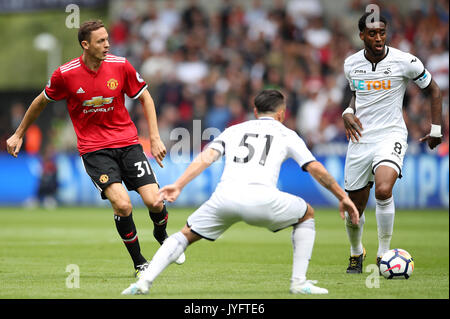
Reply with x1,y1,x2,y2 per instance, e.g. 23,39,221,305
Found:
6,20,185,276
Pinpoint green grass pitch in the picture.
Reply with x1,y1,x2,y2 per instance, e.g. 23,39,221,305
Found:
0,206,448,299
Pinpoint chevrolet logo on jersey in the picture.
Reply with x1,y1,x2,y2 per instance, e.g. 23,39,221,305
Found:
352,79,391,91
82,96,114,107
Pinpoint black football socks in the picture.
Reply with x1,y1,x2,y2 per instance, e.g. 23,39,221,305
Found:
149,205,169,245
114,213,147,268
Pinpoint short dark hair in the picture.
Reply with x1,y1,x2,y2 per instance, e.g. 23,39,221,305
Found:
254,89,285,114
358,12,387,32
78,20,105,48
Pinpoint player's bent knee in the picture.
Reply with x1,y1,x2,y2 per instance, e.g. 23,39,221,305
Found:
298,204,314,223
138,185,164,212
146,201,164,213
375,184,393,200
112,200,133,216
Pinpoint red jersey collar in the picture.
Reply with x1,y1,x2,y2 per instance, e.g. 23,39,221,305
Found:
79,55,104,76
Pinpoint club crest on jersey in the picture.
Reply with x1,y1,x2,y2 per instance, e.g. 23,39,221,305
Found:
82,96,114,107
107,78,118,90
99,174,109,183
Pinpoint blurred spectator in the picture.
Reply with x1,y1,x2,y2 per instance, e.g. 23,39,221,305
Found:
206,91,231,132
427,42,449,90
36,144,58,209
181,0,208,30
159,0,181,33
120,0,138,24
244,0,267,27
304,17,331,49
319,98,345,143
140,50,177,84
10,102,42,155
286,0,323,30
48,110,77,153
24,144,59,209
24,124,42,155
296,80,328,147
10,102,26,132
192,92,209,123
156,103,181,151
139,3,172,54
175,50,209,85
226,97,246,127
109,18,129,56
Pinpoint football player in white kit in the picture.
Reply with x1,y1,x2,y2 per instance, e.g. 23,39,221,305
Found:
122,89,359,295
342,12,443,273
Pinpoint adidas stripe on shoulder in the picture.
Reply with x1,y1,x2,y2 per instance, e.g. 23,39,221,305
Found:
60,59,81,73
105,54,126,63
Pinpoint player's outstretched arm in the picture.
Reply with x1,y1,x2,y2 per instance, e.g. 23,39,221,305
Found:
138,89,167,168
158,148,221,204
6,91,49,158
305,160,359,225
342,92,363,143
419,79,443,150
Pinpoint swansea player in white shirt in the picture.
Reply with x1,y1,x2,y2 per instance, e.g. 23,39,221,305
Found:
342,13,443,273
122,89,359,295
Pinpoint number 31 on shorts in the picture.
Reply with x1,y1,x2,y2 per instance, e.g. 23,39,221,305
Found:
134,160,152,177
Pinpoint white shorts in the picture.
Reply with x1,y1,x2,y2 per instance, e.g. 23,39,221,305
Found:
186,183,308,241
344,136,408,192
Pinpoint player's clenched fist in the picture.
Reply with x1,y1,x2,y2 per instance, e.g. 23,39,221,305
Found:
6,134,23,158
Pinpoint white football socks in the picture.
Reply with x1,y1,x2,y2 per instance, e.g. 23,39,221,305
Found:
345,211,365,256
291,218,315,283
139,231,189,287
375,196,395,257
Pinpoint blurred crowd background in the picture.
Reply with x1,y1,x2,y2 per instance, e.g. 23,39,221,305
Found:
1,0,449,158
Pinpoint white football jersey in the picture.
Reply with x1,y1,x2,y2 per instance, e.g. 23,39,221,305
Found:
344,46,432,143
208,117,316,188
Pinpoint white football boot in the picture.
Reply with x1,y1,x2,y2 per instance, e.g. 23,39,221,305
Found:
121,280,152,295
290,279,329,295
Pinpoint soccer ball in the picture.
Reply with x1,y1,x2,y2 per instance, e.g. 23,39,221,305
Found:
379,248,414,279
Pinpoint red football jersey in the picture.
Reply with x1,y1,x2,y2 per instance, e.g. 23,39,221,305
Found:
44,54,148,155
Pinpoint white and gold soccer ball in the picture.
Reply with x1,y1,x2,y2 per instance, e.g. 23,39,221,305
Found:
379,248,414,279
